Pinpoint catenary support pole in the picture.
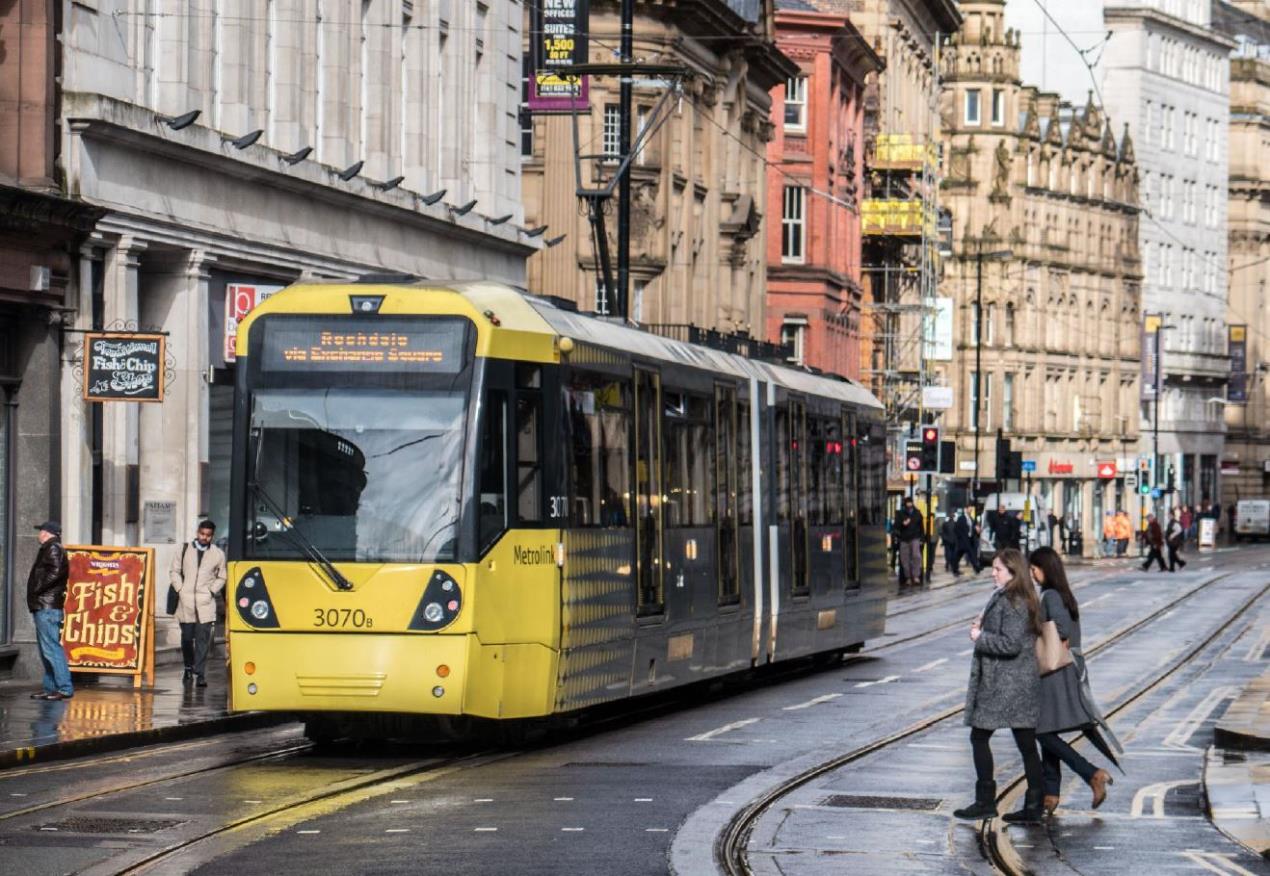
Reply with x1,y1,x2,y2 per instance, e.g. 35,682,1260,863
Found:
617,0,634,320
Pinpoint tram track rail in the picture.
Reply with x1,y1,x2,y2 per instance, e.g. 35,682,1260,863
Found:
716,571,1241,876
978,575,1270,876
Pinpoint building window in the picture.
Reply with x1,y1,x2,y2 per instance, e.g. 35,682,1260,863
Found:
781,186,806,264
1003,373,1015,433
781,320,807,366
632,279,646,323
964,89,981,126
784,76,807,132
1005,303,1016,346
594,277,611,315
636,106,650,165
991,89,1004,126
970,371,991,431
602,104,621,159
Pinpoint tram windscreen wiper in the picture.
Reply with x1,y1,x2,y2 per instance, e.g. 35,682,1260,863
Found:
248,479,355,592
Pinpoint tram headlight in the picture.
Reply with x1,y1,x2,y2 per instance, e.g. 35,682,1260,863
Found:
408,570,463,631
250,600,271,620
423,602,445,623
234,568,280,629
247,683,258,695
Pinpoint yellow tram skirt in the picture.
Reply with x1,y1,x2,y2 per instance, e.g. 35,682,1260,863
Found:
230,632,558,719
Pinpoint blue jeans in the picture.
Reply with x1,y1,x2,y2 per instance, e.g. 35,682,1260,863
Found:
33,609,73,696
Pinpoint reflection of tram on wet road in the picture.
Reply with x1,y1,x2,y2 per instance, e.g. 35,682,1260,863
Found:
226,280,890,740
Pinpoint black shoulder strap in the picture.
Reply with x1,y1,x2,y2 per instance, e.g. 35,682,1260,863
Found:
181,543,188,576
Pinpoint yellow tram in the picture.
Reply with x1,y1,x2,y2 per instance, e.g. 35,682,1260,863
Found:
226,280,890,739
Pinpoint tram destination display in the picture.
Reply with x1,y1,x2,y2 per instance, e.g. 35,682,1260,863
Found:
259,317,467,372
83,332,166,402
61,546,156,687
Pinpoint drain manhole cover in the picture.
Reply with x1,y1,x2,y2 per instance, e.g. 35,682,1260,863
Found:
822,794,942,811
36,816,186,834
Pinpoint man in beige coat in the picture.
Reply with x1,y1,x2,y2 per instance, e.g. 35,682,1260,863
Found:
170,520,227,687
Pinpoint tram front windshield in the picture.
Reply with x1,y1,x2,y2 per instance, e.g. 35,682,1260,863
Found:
243,314,474,564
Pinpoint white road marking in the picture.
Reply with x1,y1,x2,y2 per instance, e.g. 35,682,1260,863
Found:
1243,627,1270,662
1082,593,1112,607
854,675,901,689
1131,780,1195,818
474,827,498,832
646,828,669,833
39,827,58,831
385,828,410,833
958,648,975,656
783,693,843,711
1162,686,1238,749
474,797,494,802
914,658,948,673
297,829,320,834
554,797,574,801
634,798,653,802
561,827,585,832
1180,850,1262,876
164,797,183,801
242,799,263,804
1093,846,1115,850
390,800,409,804
8,793,26,797
687,718,760,741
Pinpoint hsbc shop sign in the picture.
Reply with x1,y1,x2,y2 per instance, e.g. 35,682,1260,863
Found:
223,283,284,363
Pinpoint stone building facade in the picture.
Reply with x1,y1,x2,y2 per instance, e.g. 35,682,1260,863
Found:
765,1,882,378
6,0,535,671
521,0,794,335
1100,0,1234,509
1216,2,1270,501
939,1,1144,548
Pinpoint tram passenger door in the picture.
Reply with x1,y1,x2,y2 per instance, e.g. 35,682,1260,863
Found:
634,369,663,616
789,399,809,597
714,384,740,605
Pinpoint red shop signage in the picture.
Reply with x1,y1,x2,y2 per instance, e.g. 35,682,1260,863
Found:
1048,460,1075,475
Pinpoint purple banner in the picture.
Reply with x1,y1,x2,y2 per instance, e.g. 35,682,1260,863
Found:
528,0,589,113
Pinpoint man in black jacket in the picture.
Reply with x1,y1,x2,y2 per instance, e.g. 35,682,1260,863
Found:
894,498,925,587
27,521,72,700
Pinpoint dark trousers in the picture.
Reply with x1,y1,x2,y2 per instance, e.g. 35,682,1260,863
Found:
1167,542,1187,571
1037,731,1098,796
970,726,1044,794
1142,546,1167,571
180,621,213,679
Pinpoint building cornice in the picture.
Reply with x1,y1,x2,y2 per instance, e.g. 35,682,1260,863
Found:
61,92,536,259
1104,7,1238,50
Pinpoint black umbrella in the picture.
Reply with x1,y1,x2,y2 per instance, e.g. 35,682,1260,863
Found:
1081,725,1125,774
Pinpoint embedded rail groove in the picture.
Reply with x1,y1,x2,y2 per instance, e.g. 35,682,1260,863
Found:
979,577,1270,876
717,572,1234,876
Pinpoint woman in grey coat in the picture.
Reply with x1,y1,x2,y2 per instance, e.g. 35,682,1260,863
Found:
1030,547,1118,814
954,548,1047,823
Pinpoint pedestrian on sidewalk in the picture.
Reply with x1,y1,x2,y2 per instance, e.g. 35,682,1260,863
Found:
1101,512,1117,558
895,497,924,588
27,521,73,701
1141,514,1167,572
1114,510,1132,557
954,548,1046,824
940,515,957,574
171,519,227,688
1165,509,1187,572
1028,547,1120,816
954,507,979,575
1179,504,1194,544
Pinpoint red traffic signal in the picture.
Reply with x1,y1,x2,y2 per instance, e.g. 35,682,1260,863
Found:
919,426,939,471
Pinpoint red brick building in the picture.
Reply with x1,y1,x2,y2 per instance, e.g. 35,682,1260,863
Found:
766,0,882,379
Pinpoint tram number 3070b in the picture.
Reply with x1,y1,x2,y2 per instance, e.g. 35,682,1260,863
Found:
312,608,374,629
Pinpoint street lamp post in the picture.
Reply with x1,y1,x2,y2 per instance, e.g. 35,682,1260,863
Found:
972,248,1012,498
1151,321,1177,516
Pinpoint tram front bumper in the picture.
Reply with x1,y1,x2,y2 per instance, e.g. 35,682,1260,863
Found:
231,632,471,715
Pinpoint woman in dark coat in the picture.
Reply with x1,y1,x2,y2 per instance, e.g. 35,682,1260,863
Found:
954,548,1047,823
1030,547,1118,814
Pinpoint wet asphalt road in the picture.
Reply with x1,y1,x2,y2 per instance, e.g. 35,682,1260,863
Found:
0,546,1265,876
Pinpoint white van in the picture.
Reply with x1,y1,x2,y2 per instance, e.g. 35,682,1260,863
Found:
975,493,1051,556
1234,499,1270,540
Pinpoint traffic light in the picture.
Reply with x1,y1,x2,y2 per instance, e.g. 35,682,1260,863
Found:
1167,464,1176,493
920,426,940,471
940,440,956,474
1008,450,1023,480
995,435,1012,481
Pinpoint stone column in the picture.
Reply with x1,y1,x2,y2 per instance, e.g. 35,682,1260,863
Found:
60,241,103,545
100,237,146,547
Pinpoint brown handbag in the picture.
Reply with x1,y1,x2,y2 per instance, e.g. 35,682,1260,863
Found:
1035,619,1073,675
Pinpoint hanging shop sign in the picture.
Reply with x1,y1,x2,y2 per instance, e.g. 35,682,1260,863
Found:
224,283,284,363
528,0,589,112
83,333,165,402
1228,325,1248,404
60,546,156,688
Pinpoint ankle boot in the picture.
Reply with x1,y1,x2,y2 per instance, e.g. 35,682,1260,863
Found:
1089,769,1113,809
1003,788,1046,824
953,781,998,820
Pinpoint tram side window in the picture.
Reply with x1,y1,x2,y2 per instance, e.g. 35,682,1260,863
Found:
859,420,886,525
737,401,753,526
478,391,508,551
776,407,790,523
664,392,713,527
567,374,631,527
516,366,543,523
808,418,826,525
822,417,844,526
